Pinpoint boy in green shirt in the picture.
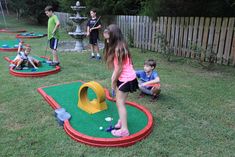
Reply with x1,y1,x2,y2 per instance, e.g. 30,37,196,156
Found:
44,5,60,66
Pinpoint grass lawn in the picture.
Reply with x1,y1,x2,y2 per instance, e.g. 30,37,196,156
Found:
0,16,235,157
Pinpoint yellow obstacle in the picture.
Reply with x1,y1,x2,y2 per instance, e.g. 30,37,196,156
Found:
78,81,107,114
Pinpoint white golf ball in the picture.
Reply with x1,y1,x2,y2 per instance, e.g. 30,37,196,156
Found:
105,117,113,122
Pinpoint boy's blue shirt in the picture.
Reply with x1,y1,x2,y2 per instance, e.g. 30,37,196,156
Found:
136,70,159,82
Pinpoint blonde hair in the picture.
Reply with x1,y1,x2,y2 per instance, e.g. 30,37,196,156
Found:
24,44,31,53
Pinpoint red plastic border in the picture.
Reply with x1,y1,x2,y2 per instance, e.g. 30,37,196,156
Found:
0,29,27,33
4,56,60,77
37,81,154,147
16,33,47,39
0,47,18,52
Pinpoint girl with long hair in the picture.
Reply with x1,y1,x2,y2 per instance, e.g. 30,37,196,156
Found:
103,24,138,137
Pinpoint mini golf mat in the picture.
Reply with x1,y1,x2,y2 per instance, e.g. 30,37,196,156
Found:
0,28,26,33
4,56,60,77
16,32,47,39
0,39,20,52
37,81,154,147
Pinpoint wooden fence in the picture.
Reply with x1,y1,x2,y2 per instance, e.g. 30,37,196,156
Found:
55,12,235,66
116,16,235,66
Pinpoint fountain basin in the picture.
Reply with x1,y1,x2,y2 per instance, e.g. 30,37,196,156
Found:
68,32,87,39
71,6,86,10
69,17,87,24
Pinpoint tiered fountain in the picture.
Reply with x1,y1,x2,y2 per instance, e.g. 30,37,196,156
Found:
58,1,104,52
67,1,87,52
58,1,87,52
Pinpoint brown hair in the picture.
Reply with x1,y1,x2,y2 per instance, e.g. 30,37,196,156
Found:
90,8,97,13
144,59,156,69
103,24,132,69
24,44,31,52
44,5,53,12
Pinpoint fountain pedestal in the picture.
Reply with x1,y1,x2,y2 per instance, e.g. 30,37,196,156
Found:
67,1,87,52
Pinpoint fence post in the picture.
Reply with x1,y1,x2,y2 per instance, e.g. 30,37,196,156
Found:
217,18,228,64
223,17,235,65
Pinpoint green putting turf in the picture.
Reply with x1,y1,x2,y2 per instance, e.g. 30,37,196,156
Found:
42,81,149,138
9,56,56,72
0,39,20,48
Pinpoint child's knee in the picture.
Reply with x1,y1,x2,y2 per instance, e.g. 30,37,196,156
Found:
36,61,41,67
138,85,146,91
18,59,23,64
33,59,41,66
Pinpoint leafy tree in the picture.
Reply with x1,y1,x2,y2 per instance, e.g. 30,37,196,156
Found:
8,0,25,19
58,0,142,15
142,0,235,18
91,0,141,15
9,0,59,24
58,0,85,13
8,0,235,24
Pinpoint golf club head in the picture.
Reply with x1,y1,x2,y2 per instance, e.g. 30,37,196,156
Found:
31,68,36,72
112,89,115,97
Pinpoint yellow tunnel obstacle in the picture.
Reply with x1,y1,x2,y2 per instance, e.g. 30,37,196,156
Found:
78,81,107,114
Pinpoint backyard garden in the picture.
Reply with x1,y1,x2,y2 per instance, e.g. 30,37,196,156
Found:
0,12,235,157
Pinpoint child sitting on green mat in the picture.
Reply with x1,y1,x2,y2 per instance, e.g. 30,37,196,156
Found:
11,42,40,70
136,59,161,101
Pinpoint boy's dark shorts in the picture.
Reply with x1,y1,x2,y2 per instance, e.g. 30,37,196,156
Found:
49,38,59,50
117,78,139,93
89,33,99,45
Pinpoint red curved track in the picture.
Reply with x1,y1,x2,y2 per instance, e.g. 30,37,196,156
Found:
4,56,60,77
16,34,47,39
0,29,27,33
8,66,60,77
0,47,18,52
37,81,154,147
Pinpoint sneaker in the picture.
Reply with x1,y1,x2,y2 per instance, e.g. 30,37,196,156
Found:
9,64,16,68
111,129,130,137
49,62,60,66
114,120,122,129
150,95,160,102
138,92,145,98
96,56,101,60
22,67,29,70
45,60,52,64
15,66,22,70
90,55,95,59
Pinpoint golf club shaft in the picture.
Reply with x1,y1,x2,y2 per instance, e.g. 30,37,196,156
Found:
90,16,101,30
